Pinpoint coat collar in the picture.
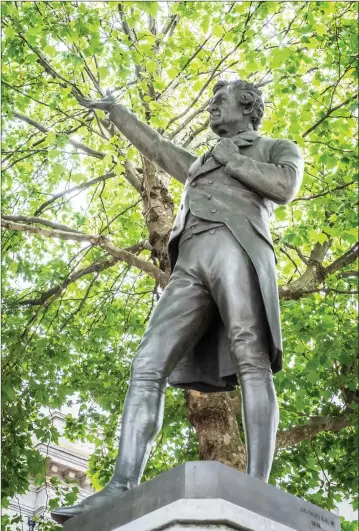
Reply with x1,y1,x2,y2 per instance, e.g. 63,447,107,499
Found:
191,130,261,179
231,129,261,147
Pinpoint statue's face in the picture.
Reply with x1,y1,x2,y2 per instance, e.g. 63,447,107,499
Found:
208,85,247,136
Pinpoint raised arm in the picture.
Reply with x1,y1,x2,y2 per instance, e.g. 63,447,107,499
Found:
76,92,196,184
212,137,304,204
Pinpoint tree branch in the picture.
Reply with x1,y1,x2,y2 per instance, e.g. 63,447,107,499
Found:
279,242,358,300
72,42,103,95
13,112,106,159
299,288,358,295
281,241,309,265
16,240,152,308
279,240,330,300
1,215,85,234
231,398,352,448
16,30,83,95
158,36,211,101
118,4,135,41
168,98,211,140
304,139,357,153
276,414,351,449
182,118,210,148
33,172,117,216
3,80,103,138
17,256,119,307
324,242,359,276
302,95,357,138
166,2,261,132
280,246,300,278
340,271,358,278
11,112,141,193
1,219,168,287
59,273,99,331
123,161,142,193
161,14,178,37
293,181,355,202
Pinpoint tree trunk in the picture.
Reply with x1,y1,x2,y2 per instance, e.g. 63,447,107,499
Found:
141,159,174,272
186,390,246,471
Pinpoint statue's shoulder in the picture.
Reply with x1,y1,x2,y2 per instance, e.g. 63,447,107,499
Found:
259,135,298,148
257,135,296,146
258,135,302,156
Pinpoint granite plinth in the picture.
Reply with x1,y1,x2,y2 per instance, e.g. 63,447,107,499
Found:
62,461,340,531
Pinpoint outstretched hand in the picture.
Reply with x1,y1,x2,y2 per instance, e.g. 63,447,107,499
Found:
75,89,117,112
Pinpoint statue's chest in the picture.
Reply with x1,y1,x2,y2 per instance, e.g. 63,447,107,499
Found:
237,143,270,163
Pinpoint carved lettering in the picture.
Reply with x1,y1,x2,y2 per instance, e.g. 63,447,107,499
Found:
300,506,336,527
312,521,322,529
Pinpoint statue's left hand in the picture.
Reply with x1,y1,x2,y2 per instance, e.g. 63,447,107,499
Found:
75,89,117,112
212,138,239,166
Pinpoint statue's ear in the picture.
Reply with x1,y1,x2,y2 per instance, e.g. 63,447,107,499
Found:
242,103,254,116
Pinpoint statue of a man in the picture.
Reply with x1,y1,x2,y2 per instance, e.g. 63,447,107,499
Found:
52,79,303,523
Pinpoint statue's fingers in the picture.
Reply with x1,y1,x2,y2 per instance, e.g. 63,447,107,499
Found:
76,95,90,103
76,97,93,108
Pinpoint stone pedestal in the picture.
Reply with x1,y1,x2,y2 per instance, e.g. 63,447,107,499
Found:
62,461,340,531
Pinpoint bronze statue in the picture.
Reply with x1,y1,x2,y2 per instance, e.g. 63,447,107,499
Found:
52,79,304,523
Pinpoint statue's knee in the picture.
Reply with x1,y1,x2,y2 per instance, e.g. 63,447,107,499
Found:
234,347,272,383
238,369,273,384
130,354,165,384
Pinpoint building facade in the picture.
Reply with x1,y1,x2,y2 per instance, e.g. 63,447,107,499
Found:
8,412,95,530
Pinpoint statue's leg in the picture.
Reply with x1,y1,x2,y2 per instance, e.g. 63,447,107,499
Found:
52,239,215,523
200,227,279,482
239,373,279,482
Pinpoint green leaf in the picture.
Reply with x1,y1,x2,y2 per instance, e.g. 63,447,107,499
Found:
26,53,38,63
5,26,16,40
269,48,292,67
56,134,69,148
307,230,328,244
43,45,57,56
52,163,65,177
167,67,177,79
140,2,159,18
114,164,125,177
213,25,223,38
46,131,57,145
98,66,108,78
201,15,210,34
275,207,287,221
147,61,157,74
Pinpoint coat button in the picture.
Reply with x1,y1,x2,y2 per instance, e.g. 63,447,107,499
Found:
191,182,197,187
211,209,217,213
209,229,216,235
208,180,214,184
207,194,212,200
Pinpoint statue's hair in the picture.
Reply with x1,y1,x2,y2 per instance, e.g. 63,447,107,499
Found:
212,80,264,131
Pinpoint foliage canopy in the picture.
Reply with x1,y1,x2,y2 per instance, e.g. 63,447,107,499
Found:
1,2,358,529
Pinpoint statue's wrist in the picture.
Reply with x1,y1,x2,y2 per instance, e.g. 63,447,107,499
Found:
225,154,248,178
225,153,243,170
107,103,117,115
